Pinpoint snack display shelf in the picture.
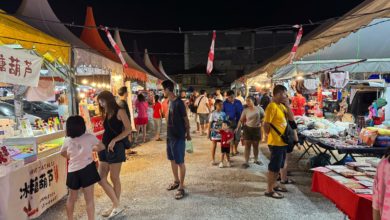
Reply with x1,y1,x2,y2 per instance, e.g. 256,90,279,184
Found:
2,130,65,152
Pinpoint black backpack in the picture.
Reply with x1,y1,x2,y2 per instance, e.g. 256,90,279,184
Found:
310,153,331,168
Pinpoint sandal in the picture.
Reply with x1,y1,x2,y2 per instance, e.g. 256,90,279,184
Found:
241,163,250,169
175,189,185,200
101,208,113,217
280,178,296,184
273,186,288,193
253,160,263,166
264,191,284,199
108,207,124,219
156,138,163,141
167,181,180,191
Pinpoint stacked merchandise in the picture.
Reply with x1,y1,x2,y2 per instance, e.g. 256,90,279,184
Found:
312,159,380,194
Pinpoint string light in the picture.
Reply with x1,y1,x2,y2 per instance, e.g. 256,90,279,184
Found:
81,79,88,85
91,82,97,87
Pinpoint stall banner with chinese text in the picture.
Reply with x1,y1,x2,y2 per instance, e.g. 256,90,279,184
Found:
0,153,67,220
0,46,43,87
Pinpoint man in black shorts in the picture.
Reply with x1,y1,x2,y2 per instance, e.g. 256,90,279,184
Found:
263,85,295,199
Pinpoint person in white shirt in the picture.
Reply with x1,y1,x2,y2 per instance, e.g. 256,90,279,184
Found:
215,89,224,101
195,90,211,136
60,116,105,220
236,90,245,106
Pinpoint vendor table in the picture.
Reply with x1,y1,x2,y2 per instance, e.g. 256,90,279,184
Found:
311,171,372,220
297,134,386,163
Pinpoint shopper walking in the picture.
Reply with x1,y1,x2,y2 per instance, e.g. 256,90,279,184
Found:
60,116,104,220
236,90,245,106
223,90,243,155
96,91,131,217
162,80,191,200
153,95,163,141
135,93,149,143
195,90,210,136
189,91,200,133
215,89,223,101
237,96,264,168
263,85,293,199
208,99,227,165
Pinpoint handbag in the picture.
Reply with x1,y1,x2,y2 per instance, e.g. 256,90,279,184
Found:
185,140,193,153
106,118,132,150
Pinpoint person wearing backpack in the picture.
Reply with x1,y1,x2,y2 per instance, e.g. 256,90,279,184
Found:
263,85,294,199
195,90,211,136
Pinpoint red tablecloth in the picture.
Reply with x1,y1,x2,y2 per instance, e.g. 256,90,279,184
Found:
311,171,373,220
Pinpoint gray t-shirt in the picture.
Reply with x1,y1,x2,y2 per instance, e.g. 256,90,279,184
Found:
240,106,265,128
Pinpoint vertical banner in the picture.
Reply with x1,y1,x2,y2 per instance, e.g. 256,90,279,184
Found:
0,154,67,220
0,46,43,87
102,27,128,69
206,30,216,75
289,25,303,64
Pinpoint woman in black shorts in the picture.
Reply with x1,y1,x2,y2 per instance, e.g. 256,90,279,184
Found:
97,91,131,218
237,96,265,168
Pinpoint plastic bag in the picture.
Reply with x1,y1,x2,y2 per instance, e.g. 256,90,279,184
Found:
359,128,378,147
185,140,193,153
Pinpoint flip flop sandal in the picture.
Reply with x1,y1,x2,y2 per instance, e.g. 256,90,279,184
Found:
175,189,185,200
281,179,296,184
101,208,113,217
253,161,263,165
264,191,284,199
108,207,124,219
167,181,180,191
241,163,250,169
274,186,288,193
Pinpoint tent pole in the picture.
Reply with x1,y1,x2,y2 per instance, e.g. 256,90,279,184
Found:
68,46,77,115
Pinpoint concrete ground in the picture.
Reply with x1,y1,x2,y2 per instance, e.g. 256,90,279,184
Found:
37,119,344,220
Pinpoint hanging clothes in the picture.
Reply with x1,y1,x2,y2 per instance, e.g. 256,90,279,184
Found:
329,71,349,89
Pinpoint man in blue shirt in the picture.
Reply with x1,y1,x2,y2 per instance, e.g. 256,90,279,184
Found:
223,90,243,155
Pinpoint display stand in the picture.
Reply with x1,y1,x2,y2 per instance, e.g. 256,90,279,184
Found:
0,131,67,220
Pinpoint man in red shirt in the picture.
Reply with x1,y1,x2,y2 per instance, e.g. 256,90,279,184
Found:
291,92,306,116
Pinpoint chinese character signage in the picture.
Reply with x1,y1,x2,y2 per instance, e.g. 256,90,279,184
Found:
0,46,43,87
0,153,67,220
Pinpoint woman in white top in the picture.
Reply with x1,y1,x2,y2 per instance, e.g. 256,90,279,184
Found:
236,96,265,168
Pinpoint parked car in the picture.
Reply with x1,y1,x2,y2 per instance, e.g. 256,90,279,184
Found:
0,102,41,124
4,100,59,121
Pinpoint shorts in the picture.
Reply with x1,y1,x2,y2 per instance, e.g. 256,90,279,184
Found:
242,126,261,141
66,161,101,190
154,118,162,135
167,137,186,164
268,145,287,173
194,113,200,124
198,113,209,125
135,117,148,125
221,146,231,154
98,142,126,164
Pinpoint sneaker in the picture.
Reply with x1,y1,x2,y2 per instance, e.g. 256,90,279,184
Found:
219,162,224,168
226,161,231,167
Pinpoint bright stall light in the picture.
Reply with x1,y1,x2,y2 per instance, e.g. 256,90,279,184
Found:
81,79,88,85
97,84,102,88
79,93,86,98
296,76,304,80
91,82,97,87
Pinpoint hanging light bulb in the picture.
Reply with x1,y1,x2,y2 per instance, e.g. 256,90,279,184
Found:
91,82,97,87
97,83,102,88
79,93,86,99
81,79,88,85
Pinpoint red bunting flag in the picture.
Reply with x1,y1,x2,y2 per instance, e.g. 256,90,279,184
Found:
206,30,216,75
102,27,128,68
289,25,303,64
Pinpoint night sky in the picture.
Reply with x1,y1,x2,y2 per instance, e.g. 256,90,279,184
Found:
0,0,364,73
